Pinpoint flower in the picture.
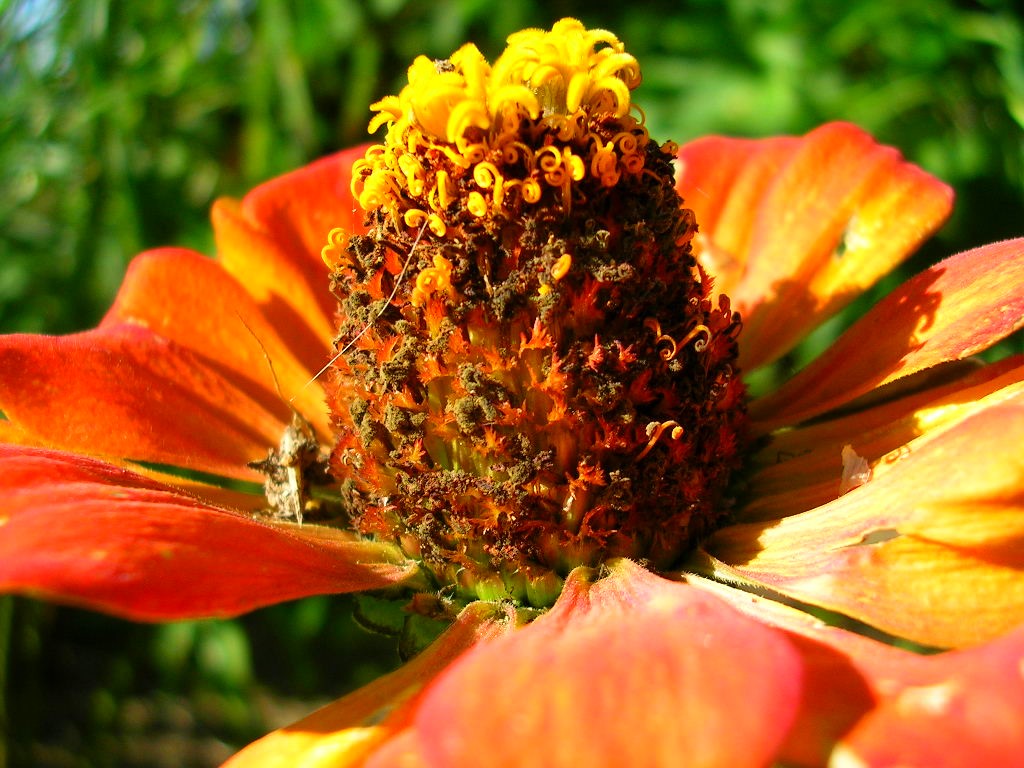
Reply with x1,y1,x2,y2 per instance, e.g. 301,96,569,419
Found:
2,18,1024,766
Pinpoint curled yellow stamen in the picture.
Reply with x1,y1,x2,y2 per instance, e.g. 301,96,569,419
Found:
637,421,684,460
678,324,711,353
644,318,711,359
404,208,447,237
353,18,651,232
473,162,502,189
521,179,542,203
411,254,455,306
321,227,350,269
435,171,456,209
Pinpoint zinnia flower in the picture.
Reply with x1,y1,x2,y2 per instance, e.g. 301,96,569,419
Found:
3,18,1024,767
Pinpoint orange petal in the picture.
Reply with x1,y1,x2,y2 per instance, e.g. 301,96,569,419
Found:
705,397,1024,647
677,122,953,370
240,146,368,266
741,357,1024,522
750,237,1024,429
0,445,416,620
103,247,329,437
0,324,285,479
212,148,367,374
2,409,266,511
225,602,512,768
677,133,801,297
387,560,801,768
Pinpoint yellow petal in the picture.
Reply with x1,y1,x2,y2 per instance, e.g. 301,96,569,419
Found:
705,395,1024,648
741,358,1024,523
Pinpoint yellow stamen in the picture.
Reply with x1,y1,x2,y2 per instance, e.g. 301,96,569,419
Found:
467,191,488,218
411,254,455,306
350,17,649,234
321,228,350,269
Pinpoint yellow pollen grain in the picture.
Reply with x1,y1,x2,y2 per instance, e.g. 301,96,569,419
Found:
551,253,573,281
467,191,488,217
436,170,455,208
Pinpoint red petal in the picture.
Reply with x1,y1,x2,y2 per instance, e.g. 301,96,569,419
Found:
103,248,330,437
0,445,415,620
677,122,953,370
751,237,1024,429
837,626,1024,766
687,574,933,765
391,560,801,768
4,405,267,512
225,602,512,768
0,323,287,479
688,574,1024,766
212,148,367,374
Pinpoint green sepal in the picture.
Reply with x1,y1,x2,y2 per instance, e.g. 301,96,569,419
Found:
398,612,449,661
352,593,408,637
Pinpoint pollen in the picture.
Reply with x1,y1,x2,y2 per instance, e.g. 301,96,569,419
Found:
551,253,573,281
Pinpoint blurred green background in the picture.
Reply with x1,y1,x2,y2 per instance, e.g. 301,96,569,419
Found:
1,0,1022,765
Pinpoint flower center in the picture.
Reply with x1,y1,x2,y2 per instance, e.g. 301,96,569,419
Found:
321,19,747,608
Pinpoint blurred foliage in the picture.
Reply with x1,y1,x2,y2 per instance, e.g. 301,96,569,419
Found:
1,0,1022,765
2,0,1023,335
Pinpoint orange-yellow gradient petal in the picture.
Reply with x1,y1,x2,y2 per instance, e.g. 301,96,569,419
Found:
706,397,1024,647
742,357,1024,522
0,446,416,620
677,122,954,370
224,602,512,768
378,560,802,768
